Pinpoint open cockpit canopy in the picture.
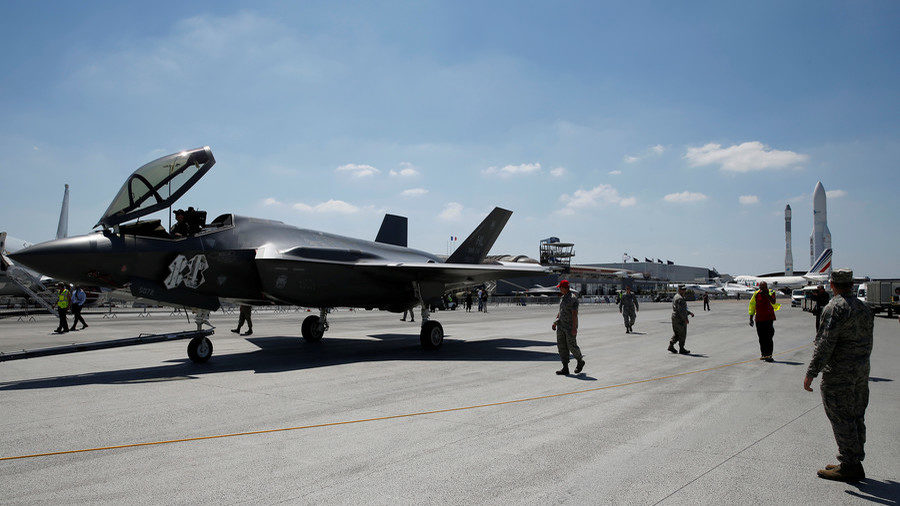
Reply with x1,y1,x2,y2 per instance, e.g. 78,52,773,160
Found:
96,146,215,228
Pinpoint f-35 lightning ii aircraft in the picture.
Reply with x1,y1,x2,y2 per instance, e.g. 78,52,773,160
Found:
11,147,546,362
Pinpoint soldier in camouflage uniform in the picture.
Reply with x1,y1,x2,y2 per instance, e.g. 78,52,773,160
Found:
618,285,639,333
804,269,874,482
551,280,585,375
667,285,695,354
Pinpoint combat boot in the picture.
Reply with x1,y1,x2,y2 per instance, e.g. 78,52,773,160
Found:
556,364,570,375
574,359,585,374
817,462,865,482
679,348,691,354
667,344,677,353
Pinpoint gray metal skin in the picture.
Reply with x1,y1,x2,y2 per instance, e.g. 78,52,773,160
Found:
9,215,451,312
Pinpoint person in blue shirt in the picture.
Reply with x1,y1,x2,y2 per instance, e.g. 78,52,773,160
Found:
70,285,88,330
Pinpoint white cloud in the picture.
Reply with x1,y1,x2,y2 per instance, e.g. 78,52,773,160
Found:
557,184,636,215
550,167,567,177
262,197,283,207
483,162,541,177
739,195,760,205
335,163,380,178
439,202,463,221
389,162,420,177
292,199,359,214
684,141,808,173
608,170,622,175
826,189,846,198
664,191,708,203
401,188,428,197
624,145,666,163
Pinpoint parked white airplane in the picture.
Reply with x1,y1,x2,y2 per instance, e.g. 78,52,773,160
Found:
733,248,833,292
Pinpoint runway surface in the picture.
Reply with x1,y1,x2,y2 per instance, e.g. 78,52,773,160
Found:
1,300,898,504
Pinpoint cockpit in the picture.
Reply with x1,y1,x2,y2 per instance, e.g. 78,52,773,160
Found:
117,213,234,240
95,146,230,240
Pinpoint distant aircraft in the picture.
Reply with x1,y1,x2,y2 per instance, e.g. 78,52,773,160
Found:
11,147,547,362
733,248,833,292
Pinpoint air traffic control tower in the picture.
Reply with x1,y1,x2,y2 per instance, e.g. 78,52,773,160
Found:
539,237,575,270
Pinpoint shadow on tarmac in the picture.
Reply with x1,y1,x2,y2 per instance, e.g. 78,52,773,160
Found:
845,478,900,505
869,377,893,382
0,335,560,390
770,360,803,365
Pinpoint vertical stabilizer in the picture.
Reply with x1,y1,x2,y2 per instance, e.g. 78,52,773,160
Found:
56,184,69,239
374,214,408,247
809,248,833,275
446,207,512,264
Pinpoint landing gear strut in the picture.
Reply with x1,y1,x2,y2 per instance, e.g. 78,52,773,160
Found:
414,282,443,350
302,308,329,342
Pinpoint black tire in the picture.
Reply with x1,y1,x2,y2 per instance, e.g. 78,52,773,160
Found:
420,321,444,350
302,315,324,342
187,336,213,363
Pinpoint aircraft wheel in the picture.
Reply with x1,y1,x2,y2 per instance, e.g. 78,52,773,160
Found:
302,315,324,342
187,336,213,363
420,321,444,350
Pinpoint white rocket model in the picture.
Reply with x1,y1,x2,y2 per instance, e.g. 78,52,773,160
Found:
784,204,793,276
810,181,831,267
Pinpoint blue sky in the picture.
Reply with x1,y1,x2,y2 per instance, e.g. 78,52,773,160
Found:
1,1,898,276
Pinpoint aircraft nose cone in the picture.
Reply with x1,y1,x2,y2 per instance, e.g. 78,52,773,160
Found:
8,236,97,282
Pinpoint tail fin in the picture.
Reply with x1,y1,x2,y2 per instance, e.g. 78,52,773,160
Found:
374,214,408,247
446,207,512,264
56,184,69,239
810,248,832,275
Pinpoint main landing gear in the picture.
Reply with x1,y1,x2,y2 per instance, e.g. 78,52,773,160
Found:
187,336,213,363
415,283,443,350
302,308,329,342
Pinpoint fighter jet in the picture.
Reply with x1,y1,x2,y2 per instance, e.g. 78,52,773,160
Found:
10,147,547,362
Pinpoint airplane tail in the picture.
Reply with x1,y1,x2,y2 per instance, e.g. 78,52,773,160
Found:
809,248,832,275
446,207,512,264
56,184,69,239
374,214,408,247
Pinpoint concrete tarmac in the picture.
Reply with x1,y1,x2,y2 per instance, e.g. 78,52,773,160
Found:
0,300,897,504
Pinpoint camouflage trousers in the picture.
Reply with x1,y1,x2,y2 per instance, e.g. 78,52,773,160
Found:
669,318,688,348
821,373,869,465
556,327,583,363
622,308,636,329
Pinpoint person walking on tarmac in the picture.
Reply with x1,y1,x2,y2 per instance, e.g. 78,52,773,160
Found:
53,283,71,334
804,269,874,482
70,285,88,330
703,292,711,311
552,280,585,375
231,304,253,336
749,281,780,361
667,285,695,354
618,285,639,333
813,285,831,331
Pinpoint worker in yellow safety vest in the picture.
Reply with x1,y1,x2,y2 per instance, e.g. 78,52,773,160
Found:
54,283,70,334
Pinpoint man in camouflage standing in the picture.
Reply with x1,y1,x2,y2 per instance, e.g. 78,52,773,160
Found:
618,285,639,334
551,280,585,375
804,269,874,482
667,285,695,354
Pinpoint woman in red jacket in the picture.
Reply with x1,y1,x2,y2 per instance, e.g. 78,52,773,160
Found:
749,281,778,362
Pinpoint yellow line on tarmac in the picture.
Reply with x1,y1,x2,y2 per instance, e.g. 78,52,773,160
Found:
0,344,811,462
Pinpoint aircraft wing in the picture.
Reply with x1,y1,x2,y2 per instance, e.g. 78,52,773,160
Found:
358,261,548,285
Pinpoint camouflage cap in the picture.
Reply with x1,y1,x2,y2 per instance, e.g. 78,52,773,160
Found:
830,268,853,284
